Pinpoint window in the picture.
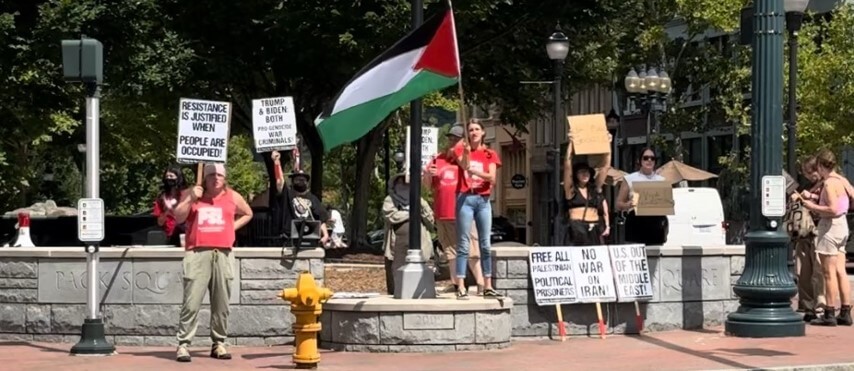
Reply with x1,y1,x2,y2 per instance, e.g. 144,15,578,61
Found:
501,144,526,188
684,137,703,168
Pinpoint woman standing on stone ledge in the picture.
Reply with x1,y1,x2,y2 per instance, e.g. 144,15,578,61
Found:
172,163,253,362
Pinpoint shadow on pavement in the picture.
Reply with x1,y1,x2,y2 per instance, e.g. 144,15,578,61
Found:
633,335,756,369
713,348,794,357
0,341,68,354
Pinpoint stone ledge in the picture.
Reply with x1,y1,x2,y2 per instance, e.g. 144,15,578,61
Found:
492,245,746,259
0,247,325,259
324,295,513,312
320,341,510,353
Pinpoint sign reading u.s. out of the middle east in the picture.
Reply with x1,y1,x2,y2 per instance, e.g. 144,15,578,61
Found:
608,244,653,302
252,96,297,152
528,247,578,305
176,98,231,163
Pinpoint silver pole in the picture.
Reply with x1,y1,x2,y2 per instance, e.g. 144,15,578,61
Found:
85,85,100,320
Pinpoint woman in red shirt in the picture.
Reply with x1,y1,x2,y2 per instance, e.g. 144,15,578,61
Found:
172,163,253,362
453,119,502,299
152,166,186,246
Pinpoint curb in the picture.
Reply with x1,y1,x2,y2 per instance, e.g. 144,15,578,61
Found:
710,363,854,371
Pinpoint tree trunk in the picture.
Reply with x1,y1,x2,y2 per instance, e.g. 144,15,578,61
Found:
348,124,386,249
296,113,325,199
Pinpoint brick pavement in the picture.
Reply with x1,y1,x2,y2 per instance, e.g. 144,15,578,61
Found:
3,326,854,371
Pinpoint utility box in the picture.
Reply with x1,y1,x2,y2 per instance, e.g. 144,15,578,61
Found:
61,38,103,84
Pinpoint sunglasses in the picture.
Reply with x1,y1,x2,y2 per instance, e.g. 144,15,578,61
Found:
642,156,657,162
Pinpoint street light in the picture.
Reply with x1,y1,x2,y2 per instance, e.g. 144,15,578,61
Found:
725,0,804,338
784,0,808,178
624,66,671,147
547,25,568,247
393,151,406,172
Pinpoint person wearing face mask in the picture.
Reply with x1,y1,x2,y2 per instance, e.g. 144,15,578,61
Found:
152,166,187,246
382,172,434,295
616,147,669,245
271,151,330,247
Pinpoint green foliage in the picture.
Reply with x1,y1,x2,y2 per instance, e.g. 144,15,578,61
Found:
225,135,268,200
795,3,854,156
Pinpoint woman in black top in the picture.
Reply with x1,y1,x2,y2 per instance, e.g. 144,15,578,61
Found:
563,133,612,246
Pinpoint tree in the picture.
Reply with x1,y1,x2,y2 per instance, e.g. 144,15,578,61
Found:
795,3,854,156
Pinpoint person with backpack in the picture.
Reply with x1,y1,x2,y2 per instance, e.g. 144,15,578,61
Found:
786,156,824,322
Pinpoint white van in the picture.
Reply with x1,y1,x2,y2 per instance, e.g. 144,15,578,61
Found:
664,187,727,247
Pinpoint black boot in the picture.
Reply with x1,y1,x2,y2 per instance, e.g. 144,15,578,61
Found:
803,310,818,322
837,305,852,326
811,307,838,326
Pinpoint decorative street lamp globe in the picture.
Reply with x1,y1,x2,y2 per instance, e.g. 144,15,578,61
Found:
393,151,405,164
644,67,660,93
546,26,569,61
624,69,641,93
637,69,648,92
658,70,672,94
784,0,809,13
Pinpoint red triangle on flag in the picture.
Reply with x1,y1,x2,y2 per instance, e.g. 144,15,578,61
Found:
413,11,460,78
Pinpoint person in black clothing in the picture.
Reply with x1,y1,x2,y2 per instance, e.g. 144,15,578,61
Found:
271,151,330,247
563,133,612,246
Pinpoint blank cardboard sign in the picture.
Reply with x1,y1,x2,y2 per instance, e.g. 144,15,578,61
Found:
633,181,675,216
568,114,610,155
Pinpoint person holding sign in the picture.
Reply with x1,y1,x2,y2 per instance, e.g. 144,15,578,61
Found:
616,147,668,245
800,149,852,326
271,151,330,247
563,132,612,246
172,163,253,362
453,119,502,299
423,124,485,294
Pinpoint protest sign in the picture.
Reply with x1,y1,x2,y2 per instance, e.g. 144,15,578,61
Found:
176,98,231,163
608,244,654,302
568,114,610,155
633,181,675,216
406,126,439,170
569,245,617,303
528,247,578,306
252,97,297,152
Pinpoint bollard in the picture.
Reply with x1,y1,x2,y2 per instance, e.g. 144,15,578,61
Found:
279,271,333,369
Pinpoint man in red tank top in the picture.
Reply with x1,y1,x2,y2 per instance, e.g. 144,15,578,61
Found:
172,163,253,362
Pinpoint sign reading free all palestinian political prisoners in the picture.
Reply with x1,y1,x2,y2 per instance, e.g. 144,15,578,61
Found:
176,98,231,163
608,244,654,302
252,97,297,152
528,247,578,305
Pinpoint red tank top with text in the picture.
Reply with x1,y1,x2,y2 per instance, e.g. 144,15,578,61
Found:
185,189,236,250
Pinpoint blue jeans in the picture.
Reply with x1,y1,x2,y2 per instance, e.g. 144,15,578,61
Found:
455,193,492,279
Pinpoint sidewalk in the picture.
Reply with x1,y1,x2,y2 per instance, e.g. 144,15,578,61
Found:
3,326,854,371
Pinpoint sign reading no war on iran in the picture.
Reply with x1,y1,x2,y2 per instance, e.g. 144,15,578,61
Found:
176,98,231,163
252,96,297,152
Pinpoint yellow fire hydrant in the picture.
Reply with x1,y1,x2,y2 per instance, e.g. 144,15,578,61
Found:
280,271,333,369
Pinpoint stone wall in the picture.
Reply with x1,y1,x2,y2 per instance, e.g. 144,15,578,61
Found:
492,245,745,338
0,247,323,346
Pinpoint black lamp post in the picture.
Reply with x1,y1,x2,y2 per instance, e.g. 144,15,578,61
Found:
624,66,671,149
725,0,804,338
546,25,569,246
784,0,808,177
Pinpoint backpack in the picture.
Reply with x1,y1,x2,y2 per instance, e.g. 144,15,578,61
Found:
783,199,816,239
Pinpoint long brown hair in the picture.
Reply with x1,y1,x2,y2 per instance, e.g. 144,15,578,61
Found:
815,148,837,171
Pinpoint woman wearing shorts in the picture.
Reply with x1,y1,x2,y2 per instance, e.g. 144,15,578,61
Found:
802,149,851,326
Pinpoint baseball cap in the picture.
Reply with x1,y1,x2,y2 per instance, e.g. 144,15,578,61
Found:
203,163,226,178
447,125,465,138
288,169,311,181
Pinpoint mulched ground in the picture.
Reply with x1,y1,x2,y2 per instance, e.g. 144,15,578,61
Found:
325,264,452,293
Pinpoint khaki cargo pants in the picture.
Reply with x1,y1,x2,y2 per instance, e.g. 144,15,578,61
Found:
176,248,235,345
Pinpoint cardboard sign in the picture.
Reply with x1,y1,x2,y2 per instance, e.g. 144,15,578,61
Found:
252,97,297,152
176,98,231,163
568,114,611,155
405,127,439,170
528,247,579,306
608,244,653,302
569,245,617,303
633,181,675,216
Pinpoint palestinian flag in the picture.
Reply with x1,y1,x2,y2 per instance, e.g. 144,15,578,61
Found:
315,5,460,152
